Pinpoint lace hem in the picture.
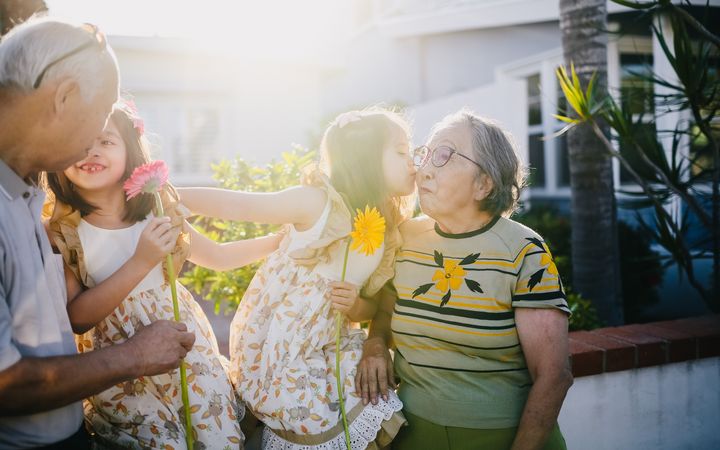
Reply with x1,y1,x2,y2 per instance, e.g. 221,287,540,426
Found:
261,393,403,449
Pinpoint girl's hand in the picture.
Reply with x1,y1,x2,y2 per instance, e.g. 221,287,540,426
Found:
132,217,179,269
327,281,360,315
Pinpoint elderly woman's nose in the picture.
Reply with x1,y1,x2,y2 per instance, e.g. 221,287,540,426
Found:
417,160,434,178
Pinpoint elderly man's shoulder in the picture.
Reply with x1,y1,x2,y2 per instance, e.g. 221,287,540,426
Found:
398,215,435,239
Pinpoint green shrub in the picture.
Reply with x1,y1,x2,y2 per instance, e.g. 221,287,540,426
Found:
180,146,316,314
514,205,602,330
514,204,664,329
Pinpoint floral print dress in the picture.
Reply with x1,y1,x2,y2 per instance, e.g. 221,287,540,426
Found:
229,169,406,450
49,194,245,450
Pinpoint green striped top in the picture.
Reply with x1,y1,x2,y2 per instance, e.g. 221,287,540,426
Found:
391,215,570,429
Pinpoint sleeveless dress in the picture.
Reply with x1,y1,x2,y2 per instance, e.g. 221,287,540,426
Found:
229,169,406,450
48,192,245,450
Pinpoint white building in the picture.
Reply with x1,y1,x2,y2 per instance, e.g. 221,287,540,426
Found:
110,36,326,185
318,0,720,210
113,0,717,218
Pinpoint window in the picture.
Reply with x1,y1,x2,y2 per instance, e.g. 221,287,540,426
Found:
526,71,571,191
615,42,656,185
174,109,220,174
133,98,222,184
527,74,545,188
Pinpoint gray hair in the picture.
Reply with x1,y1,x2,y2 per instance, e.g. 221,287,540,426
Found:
0,16,118,101
430,109,527,217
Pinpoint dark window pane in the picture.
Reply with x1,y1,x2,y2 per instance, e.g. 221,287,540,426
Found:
620,53,655,116
527,74,541,97
557,133,570,187
528,133,546,188
528,102,542,125
619,122,658,184
527,74,542,126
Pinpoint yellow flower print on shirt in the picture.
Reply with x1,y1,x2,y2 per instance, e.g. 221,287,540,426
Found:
412,251,484,306
432,259,466,292
540,253,559,276
526,237,561,292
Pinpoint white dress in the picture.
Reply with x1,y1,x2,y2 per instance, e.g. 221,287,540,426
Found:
229,192,405,450
69,216,245,449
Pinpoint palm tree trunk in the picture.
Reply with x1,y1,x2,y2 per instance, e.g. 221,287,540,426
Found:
0,0,47,36
560,0,624,325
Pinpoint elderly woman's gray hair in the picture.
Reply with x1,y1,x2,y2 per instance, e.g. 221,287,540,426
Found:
430,110,527,217
0,17,118,101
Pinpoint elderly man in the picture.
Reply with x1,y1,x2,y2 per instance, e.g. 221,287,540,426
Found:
0,18,195,449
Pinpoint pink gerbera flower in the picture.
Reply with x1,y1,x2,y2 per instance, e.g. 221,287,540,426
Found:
123,160,169,200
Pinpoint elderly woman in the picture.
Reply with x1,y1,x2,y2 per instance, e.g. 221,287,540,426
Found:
355,110,572,449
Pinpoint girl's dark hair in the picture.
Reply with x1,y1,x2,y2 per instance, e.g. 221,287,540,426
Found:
320,108,413,229
45,105,154,223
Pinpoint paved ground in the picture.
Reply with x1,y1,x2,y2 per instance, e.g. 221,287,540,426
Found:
196,295,234,358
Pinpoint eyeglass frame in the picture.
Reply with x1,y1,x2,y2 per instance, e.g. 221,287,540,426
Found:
33,23,107,89
412,144,483,169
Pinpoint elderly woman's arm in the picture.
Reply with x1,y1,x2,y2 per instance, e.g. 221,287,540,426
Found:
511,308,573,450
355,283,397,405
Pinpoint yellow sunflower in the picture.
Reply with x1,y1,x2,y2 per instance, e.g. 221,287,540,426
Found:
349,206,386,256
432,260,466,292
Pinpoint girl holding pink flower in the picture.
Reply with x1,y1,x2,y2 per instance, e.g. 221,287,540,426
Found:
44,102,281,449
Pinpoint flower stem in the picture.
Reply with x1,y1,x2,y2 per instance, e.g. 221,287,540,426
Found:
154,193,193,450
335,239,352,449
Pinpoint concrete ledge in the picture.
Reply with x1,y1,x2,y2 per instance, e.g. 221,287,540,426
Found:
569,314,720,377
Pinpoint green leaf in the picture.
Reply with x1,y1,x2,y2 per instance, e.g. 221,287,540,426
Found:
553,114,578,124
527,268,545,292
556,66,583,117
440,290,452,307
412,283,434,299
433,250,444,268
585,72,597,108
610,0,656,10
459,253,481,265
465,278,484,294
548,123,578,139
526,237,545,251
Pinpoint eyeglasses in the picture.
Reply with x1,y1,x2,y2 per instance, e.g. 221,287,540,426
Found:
33,23,107,89
412,145,483,169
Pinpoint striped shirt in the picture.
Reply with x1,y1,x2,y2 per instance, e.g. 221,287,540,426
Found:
391,215,570,429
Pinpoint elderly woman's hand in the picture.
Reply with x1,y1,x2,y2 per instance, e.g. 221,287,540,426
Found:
355,336,396,405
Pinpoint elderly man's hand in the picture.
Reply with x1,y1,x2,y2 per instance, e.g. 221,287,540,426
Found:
125,320,195,376
355,336,395,405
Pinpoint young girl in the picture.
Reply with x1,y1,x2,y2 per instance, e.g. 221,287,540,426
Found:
177,109,417,449
45,102,282,449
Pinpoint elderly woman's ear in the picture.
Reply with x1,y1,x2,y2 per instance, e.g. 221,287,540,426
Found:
473,173,494,203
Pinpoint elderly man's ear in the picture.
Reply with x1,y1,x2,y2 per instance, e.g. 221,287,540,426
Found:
51,79,81,116
473,173,494,202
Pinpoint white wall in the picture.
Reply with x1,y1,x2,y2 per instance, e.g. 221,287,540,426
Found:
319,21,560,116
408,78,527,159
317,30,424,115
110,37,324,185
559,357,720,450
419,23,560,100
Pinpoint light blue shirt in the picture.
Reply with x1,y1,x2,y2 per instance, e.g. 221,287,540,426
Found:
0,159,83,448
